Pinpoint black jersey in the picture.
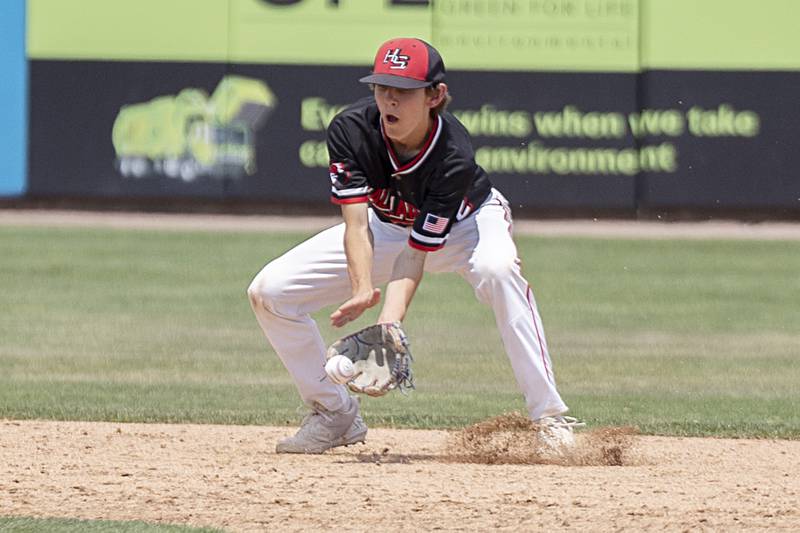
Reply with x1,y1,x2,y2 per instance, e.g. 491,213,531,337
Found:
327,96,492,252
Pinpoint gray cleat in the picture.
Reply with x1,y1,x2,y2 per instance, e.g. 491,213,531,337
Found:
535,415,585,453
276,396,367,454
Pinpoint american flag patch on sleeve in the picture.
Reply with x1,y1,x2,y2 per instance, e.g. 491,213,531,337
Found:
422,213,449,234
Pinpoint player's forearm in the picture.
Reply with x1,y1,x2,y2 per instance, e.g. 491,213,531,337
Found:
340,203,375,296
378,247,426,323
343,223,374,295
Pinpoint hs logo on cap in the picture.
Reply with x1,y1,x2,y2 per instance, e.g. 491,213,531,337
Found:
383,48,410,69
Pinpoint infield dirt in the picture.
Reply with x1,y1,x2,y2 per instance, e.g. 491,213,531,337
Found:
2,419,799,532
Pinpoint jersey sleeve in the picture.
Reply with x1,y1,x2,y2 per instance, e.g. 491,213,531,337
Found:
409,155,475,252
326,118,372,205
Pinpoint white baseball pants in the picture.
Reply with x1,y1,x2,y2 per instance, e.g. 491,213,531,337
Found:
247,189,569,420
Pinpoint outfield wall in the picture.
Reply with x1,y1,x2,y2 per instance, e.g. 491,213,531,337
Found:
0,0,27,197
16,1,800,213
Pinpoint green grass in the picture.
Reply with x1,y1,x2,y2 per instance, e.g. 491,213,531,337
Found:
1,225,798,437
0,517,220,532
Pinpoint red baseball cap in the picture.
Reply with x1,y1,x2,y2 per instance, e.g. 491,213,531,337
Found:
359,38,446,89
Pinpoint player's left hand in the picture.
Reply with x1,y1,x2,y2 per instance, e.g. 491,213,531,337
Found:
326,321,415,396
330,288,381,327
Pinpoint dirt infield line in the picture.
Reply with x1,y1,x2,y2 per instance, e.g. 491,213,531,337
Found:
2,208,799,239
2,420,799,532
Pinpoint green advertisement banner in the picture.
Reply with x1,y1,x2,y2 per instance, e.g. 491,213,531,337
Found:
22,0,800,212
28,0,800,71
228,1,431,66
28,0,638,71
434,0,638,72
640,0,800,70
27,0,231,62
27,0,430,65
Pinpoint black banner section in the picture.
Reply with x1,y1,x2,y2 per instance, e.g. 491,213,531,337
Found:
27,60,636,209
638,70,800,210
27,61,800,212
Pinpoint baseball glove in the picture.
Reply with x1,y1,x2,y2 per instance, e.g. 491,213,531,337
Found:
326,322,414,397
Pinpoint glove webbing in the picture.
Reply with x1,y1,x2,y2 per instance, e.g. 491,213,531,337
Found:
388,323,415,394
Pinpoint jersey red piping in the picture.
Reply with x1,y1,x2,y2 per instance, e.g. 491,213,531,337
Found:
381,114,441,174
331,195,369,205
408,238,443,252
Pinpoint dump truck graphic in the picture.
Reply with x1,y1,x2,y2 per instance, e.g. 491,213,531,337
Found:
112,76,276,181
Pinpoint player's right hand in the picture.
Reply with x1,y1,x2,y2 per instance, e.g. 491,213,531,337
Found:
330,288,381,328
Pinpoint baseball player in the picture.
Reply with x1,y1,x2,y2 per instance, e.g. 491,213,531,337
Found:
248,38,580,454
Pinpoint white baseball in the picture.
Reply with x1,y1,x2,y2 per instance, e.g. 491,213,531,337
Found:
325,355,356,384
